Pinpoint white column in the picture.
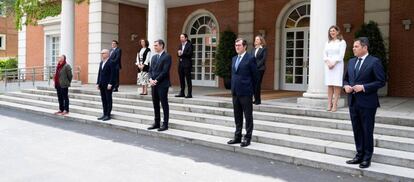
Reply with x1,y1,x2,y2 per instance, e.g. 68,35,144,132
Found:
60,0,75,67
18,16,27,71
148,0,166,45
88,0,119,83
297,0,339,108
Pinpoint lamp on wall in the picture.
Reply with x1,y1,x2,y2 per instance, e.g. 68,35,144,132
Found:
402,19,412,31
130,33,138,41
343,23,352,33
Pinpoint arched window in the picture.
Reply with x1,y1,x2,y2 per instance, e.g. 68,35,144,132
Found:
187,14,219,87
281,3,310,91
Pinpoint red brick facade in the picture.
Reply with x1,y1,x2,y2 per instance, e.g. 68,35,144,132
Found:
389,0,414,97
0,16,18,58
75,2,89,84
21,0,414,97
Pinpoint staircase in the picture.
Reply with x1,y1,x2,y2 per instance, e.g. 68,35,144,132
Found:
0,86,413,182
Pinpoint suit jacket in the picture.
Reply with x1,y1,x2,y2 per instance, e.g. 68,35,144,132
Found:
149,51,172,88
109,47,122,69
343,55,386,108
231,52,257,96
250,47,267,71
96,60,116,87
57,64,73,88
178,41,193,68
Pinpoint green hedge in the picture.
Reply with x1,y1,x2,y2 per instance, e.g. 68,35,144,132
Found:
0,57,18,70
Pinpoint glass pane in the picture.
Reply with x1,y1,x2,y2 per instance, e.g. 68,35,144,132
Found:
296,58,303,66
197,38,202,44
198,16,205,25
296,32,304,39
289,10,300,21
285,19,295,28
296,40,304,48
286,67,293,74
285,75,293,83
287,41,294,48
296,49,303,57
286,32,294,40
297,17,310,27
297,5,307,16
193,21,200,29
197,74,202,80
198,26,207,34
286,58,293,66
286,50,294,57
191,38,196,44
295,67,303,75
295,76,303,84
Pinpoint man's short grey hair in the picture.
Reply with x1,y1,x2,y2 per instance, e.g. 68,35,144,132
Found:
101,49,109,54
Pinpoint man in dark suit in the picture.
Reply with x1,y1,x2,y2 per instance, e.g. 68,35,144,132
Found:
109,40,122,92
227,38,257,147
147,39,172,132
344,37,385,168
175,33,194,98
96,49,116,121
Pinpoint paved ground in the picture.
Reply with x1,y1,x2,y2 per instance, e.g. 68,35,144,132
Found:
0,107,378,182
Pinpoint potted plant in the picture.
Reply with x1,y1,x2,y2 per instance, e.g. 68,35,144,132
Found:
214,30,236,89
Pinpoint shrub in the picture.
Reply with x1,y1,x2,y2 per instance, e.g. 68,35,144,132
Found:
214,30,237,79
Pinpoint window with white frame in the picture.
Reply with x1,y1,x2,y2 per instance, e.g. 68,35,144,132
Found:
0,34,6,50
47,35,60,67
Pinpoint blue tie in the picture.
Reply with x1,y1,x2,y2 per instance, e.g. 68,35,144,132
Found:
235,56,241,71
355,57,362,77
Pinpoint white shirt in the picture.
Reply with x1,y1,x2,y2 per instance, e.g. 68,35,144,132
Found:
356,53,369,70
101,59,108,69
254,46,262,57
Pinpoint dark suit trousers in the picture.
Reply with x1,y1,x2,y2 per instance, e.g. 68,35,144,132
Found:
349,103,377,161
178,63,192,96
114,66,120,89
56,86,69,112
232,95,254,139
151,85,169,126
99,86,113,117
254,70,265,103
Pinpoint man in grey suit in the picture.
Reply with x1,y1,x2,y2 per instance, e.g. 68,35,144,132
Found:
147,39,172,132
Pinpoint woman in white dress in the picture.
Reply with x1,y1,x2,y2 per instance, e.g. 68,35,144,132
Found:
136,39,151,95
324,25,347,112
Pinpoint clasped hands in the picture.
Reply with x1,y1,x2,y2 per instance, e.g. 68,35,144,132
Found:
149,79,158,86
344,85,364,94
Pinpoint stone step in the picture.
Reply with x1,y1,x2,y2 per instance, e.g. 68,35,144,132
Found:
0,99,413,182
8,91,414,154
1,94,414,169
35,86,414,127
19,89,414,140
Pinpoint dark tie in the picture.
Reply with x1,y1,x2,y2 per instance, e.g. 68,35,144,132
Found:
355,57,362,77
235,56,241,71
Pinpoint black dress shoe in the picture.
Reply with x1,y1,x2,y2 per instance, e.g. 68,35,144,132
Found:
175,94,185,97
102,116,111,121
346,158,363,164
227,139,241,144
185,95,192,98
113,88,119,92
240,138,251,147
157,126,168,131
359,161,371,168
147,124,160,130
97,115,106,120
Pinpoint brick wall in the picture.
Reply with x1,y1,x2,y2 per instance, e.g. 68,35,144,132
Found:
167,0,239,87
388,0,414,97
0,16,18,58
118,4,147,84
75,2,89,83
337,0,365,56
